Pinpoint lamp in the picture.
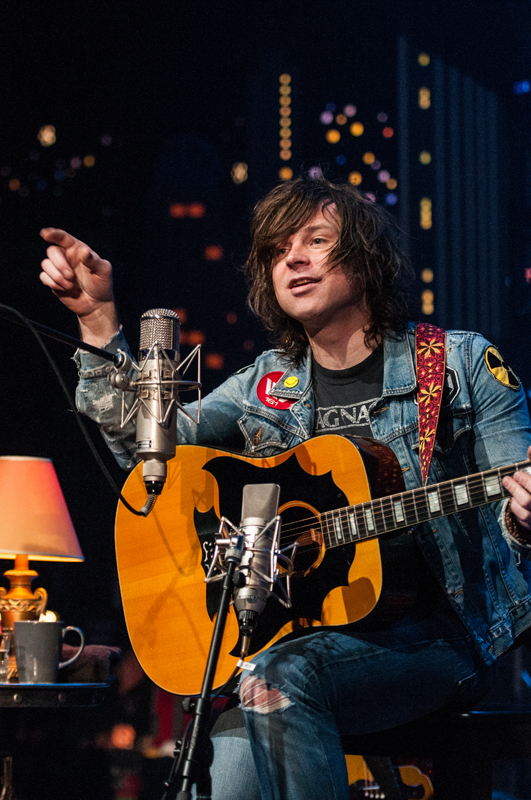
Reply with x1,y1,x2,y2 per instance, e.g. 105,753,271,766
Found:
0,456,84,633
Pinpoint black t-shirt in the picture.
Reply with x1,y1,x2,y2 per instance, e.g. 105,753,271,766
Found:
312,344,446,613
312,346,384,439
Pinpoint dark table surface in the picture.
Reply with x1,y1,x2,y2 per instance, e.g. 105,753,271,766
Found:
0,681,111,708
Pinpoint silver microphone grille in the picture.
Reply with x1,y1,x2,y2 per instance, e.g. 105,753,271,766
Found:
241,484,280,524
139,309,180,353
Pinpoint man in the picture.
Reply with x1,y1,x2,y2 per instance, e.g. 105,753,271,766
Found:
40,178,531,800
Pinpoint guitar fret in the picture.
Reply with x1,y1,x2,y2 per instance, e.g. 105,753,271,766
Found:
328,512,339,547
454,482,470,507
469,477,488,507
403,496,420,526
332,512,341,546
439,484,458,516
321,513,334,548
393,497,405,524
363,505,375,532
426,488,441,514
334,513,343,542
412,490,429,524
484,473,502,498
347,510,358,540
355,505,368,539
378,499,393,532
372,498,387,533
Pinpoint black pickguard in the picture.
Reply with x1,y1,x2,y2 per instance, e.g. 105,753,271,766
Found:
194,453,356,651
194,445,421,655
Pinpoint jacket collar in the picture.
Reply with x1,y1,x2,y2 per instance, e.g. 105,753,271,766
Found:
268,328,417,400
268,356,312,400
381,329,417,396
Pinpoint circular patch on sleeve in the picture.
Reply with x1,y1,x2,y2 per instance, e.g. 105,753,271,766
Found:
484,346,521,390
257,372,296,409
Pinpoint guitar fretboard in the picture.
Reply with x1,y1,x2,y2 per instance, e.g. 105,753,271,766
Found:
321,460,531,548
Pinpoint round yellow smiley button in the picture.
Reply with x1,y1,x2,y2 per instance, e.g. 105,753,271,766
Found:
284,376,299,388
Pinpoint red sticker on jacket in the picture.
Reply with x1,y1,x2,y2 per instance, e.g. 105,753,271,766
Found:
257,372,295,409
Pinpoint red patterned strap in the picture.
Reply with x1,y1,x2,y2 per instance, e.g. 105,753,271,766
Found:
416,322,447,485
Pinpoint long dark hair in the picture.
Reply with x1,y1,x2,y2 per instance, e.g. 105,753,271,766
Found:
244,177,415,364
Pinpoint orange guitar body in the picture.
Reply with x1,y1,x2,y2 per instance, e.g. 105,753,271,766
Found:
115,435,408,696
345,755,434,799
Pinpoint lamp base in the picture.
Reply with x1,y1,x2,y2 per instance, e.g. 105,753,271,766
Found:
0,556,48,679
0,554,48,623
0,554,48,629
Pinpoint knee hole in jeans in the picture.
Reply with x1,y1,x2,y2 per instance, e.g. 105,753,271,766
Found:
240,675,292,714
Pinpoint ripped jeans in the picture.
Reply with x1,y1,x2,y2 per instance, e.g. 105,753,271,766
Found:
204,603,493,800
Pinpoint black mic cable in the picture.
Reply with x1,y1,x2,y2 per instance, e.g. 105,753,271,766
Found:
0,303,152,515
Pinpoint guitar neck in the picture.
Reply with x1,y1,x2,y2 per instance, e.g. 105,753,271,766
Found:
322,460,531,548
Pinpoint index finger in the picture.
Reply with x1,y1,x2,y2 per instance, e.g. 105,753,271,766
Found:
40,228,81,249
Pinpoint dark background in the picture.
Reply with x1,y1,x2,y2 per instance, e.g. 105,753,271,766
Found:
1,0,531,659
2,2,531,797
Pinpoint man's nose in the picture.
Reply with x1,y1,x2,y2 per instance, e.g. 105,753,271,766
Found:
285,242,308,266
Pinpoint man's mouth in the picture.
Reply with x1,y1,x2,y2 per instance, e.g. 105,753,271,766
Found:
289,277,319,288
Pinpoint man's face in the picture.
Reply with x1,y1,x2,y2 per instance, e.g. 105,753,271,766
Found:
272,206,360,335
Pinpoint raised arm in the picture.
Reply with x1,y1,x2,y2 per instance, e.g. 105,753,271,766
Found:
39,227,119,346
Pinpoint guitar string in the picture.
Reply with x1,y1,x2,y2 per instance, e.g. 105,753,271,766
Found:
281,460,526,538
272,464,524,550
279,478,509,546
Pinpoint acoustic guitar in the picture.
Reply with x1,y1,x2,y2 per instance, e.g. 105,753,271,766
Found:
115,434,529,695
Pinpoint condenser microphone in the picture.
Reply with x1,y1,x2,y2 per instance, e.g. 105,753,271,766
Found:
135,308,180,495
234,483,281,641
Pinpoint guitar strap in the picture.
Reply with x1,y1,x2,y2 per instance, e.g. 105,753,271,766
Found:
415,322,447,485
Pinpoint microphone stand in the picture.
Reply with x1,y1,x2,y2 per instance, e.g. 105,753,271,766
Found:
161,534,244,800
2,302,241,796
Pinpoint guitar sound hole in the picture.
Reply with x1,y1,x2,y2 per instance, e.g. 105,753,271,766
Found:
280,504,323,577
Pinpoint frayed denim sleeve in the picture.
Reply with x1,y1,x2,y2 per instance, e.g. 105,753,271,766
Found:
73,328,253,469
499,498,531,562
74,328,139,471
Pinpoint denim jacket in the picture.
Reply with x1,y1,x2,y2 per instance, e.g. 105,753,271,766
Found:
75,325,531,664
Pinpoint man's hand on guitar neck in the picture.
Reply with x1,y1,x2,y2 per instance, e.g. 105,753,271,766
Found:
503,445,531,535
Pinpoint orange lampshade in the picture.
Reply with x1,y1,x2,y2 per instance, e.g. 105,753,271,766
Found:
0,456,84,562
